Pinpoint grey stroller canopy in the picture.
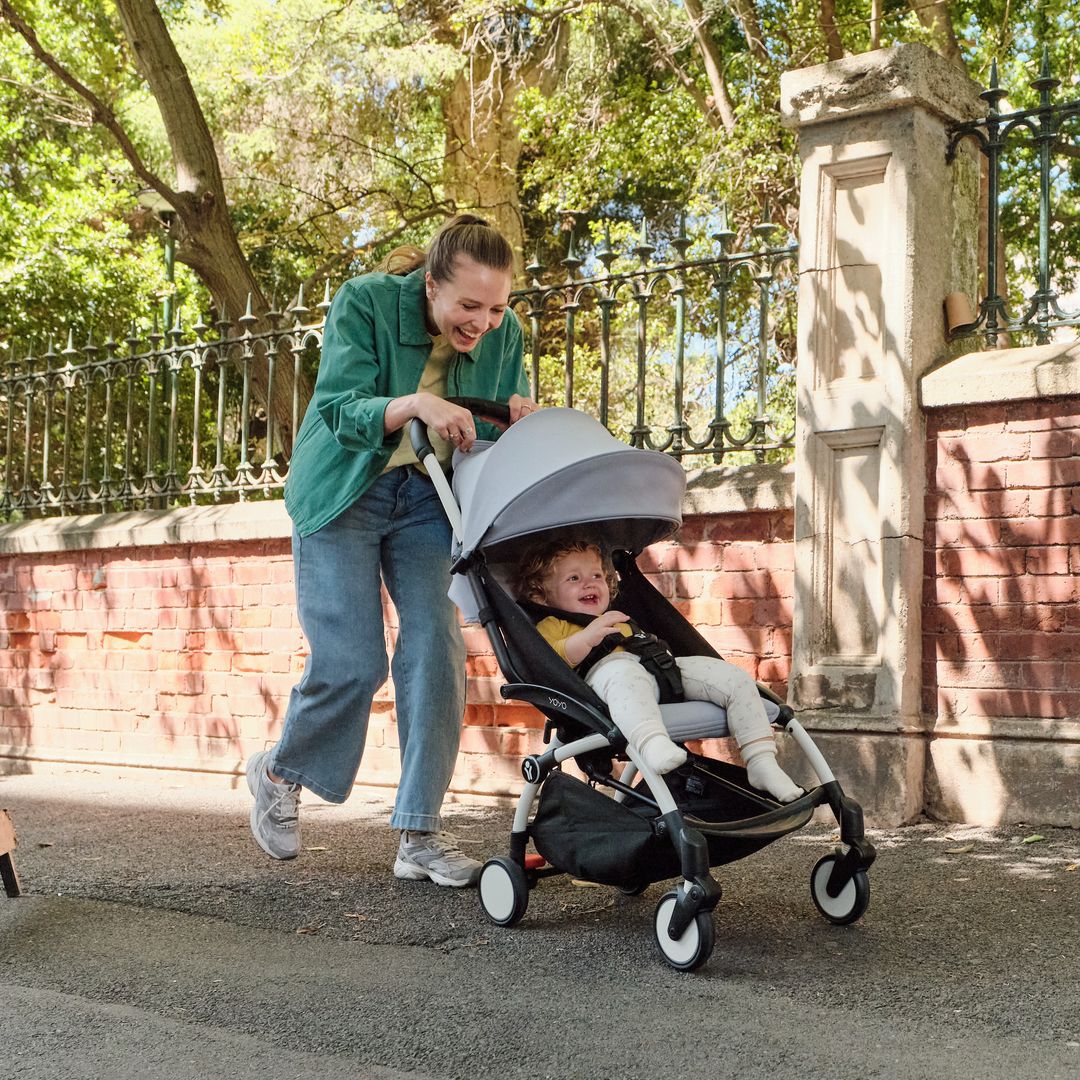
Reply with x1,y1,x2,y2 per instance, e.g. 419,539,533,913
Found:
452,407,687,565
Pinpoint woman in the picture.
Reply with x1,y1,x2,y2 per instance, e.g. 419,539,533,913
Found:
246,214,537,887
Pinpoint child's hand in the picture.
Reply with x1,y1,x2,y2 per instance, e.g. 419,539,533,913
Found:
561,610,630,668
587,609,628,646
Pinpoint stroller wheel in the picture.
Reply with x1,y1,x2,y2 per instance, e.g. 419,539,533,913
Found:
653,891,715,972
479,857,529,927
618,882,648,897
810,853,870,926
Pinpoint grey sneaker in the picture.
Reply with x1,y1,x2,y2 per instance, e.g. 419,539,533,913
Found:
393,831,482,888
246,750,301,860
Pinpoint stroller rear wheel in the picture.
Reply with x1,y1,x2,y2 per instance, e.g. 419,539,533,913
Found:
653,890,715,971
810,853,870,925
479,857,529,927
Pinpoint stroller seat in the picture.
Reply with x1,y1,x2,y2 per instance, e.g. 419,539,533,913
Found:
660,696,781,743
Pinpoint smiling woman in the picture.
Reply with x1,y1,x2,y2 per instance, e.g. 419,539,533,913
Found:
244,214,539,888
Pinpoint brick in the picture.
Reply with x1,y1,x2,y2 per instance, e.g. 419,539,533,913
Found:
933,519,1003,547
938,686,1079,720
669,599,716,628
671,573,703,599
261,584,296,606
1029,429,1080,458
669,544,722,572
271,562,296,585
202,585,246,608
754,597,794,627
1025,547,1071,575
937,548,1025,578
231,563,273,585
997,631,1080,661
1007,458,1080,489
754,544,795,571
720,545,759,573
943,432,1029,464
102,630,152,651
232,653,270,673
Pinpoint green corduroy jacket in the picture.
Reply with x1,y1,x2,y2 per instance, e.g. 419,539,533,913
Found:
284,267,528,537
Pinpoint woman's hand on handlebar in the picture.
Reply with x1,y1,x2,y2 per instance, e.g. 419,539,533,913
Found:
413,392,478,451
508,394,539,424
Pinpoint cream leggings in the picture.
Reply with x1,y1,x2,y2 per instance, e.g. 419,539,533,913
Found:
585,652,772,755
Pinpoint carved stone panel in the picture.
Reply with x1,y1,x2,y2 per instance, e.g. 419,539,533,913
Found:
816,427,885,665
813,155,891,387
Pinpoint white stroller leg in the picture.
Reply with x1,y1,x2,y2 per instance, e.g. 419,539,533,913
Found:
587,656,687,774
783,718,837,786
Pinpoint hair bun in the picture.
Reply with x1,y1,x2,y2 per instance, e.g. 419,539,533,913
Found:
448,212,490,229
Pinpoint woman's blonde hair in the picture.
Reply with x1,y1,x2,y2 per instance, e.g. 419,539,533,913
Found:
375,213,514,281
513,538,618,606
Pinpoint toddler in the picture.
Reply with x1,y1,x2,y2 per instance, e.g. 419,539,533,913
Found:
514,538,802,802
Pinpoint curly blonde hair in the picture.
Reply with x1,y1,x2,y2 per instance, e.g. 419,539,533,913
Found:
513,537,618,606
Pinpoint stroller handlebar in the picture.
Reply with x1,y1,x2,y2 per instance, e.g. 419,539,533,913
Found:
408,397,513,461
407,398,513,544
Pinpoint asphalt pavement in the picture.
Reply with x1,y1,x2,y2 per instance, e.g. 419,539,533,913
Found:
1,766,1078,1080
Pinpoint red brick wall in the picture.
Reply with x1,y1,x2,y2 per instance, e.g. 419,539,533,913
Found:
924,398,1080,724
0,510,795,796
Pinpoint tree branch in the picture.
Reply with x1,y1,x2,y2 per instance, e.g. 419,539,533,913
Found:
112,0,224,206
681,0,737,132
602,0,726,130
819,0,845,60
722,0,771,67
908,0,963,67
0,0,178,209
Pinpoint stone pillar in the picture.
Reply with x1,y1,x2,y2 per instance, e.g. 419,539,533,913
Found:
779,44,984,823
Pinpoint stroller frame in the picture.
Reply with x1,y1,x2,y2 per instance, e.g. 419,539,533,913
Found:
413,402,877,971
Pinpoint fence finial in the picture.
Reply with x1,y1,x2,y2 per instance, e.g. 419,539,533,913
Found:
239,293,257,334
291,283,309,327
596,223,616,274
711,202,735,249
317,279,333,316
633,217,655,263
526,240,545,282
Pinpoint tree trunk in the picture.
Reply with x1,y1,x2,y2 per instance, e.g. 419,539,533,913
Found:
819,0,845,60
908,0,964,68
443,57,528,271
442,19,568,278
114,0,307,443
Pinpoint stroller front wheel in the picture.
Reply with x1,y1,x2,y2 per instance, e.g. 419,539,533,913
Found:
479,857,529,927
810,853,870,925
653,891,715,971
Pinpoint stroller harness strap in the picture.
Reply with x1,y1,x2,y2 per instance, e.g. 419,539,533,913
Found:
522,600,685,705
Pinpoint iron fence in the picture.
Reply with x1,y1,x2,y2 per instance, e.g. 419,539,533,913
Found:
0,215,797,520
947,47,1080,345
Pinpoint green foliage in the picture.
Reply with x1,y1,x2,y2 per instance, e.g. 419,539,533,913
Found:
2,0,1079,436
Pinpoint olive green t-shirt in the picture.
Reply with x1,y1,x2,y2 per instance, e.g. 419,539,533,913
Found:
284,267,528,537
381,335,455,475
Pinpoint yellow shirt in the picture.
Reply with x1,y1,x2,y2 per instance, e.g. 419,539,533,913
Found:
382,335,455,475
535,615,633,665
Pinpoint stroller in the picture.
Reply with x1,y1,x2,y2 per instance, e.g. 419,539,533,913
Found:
412,401,876,972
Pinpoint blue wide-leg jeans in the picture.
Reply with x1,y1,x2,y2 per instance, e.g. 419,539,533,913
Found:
271,467,466,831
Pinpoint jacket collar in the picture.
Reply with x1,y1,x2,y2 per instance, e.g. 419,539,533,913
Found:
397,266,481,361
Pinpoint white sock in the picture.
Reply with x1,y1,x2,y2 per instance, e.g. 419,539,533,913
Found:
744,749,803,803
635,730,688,774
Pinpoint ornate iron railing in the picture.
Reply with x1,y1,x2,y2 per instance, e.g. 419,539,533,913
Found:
0,292,329,519
947,47,1080,344
513,214,797,461
0,215,796,520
